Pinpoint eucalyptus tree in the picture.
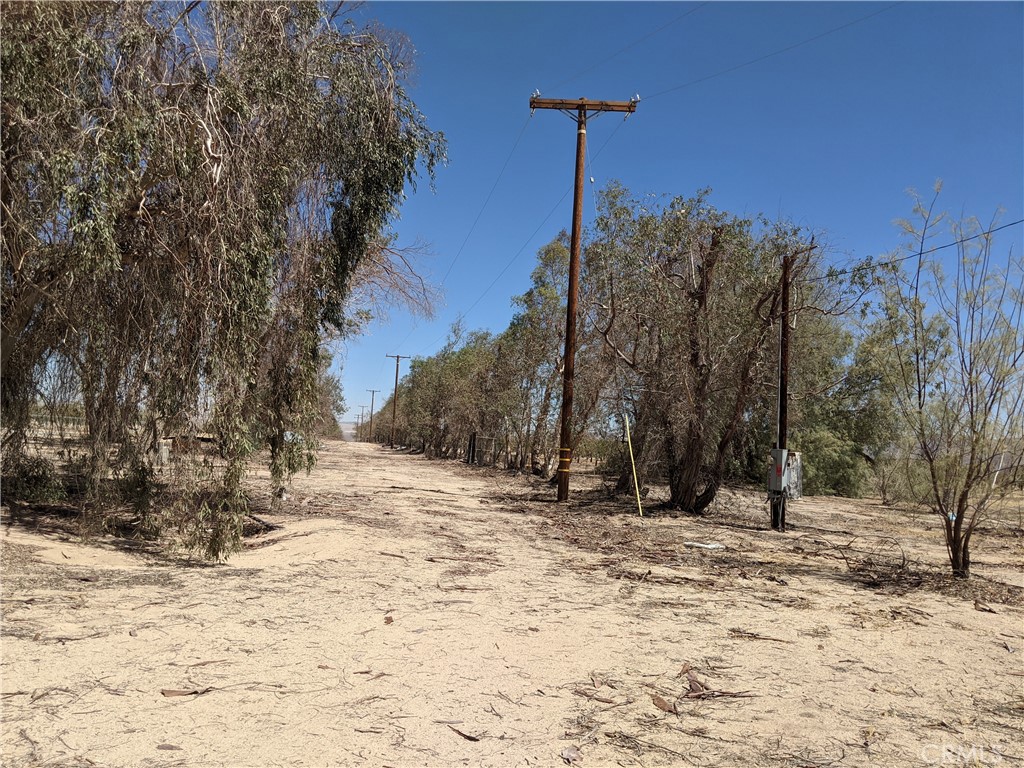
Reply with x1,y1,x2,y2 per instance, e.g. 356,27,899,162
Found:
383,235,615,473
589,184,824,513
503,239,568,474
496,234,614,475
1,1,444,556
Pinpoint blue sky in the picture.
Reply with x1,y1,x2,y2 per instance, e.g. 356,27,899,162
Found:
338,1,1024,419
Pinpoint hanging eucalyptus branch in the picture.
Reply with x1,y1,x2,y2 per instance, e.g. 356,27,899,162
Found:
1,1,445,558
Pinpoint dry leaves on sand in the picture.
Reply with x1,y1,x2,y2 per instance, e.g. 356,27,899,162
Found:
652,693,677,714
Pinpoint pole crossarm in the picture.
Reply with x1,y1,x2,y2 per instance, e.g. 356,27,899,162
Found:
530,97,637,115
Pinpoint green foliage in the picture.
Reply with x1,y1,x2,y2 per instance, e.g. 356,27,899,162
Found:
588,184,827,512
868,185,1024,578
1,1,443,557
791,426,868,497
1,454,66,504
172,485,247,563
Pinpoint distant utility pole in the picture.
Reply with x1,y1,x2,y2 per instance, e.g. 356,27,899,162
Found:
366,389,379,443
530,96,638,502
386,354,409,448
357,405,368,441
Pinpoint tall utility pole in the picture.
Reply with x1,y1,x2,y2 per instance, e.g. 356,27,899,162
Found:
366,389,379,444
386,354,409,448
530,96,637,502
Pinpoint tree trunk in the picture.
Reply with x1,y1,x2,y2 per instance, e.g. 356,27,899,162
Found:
615,426,646,494
945,516,971,579
530,375,557,477
667,421,706,511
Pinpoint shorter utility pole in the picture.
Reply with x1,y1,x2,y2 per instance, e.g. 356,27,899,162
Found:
366,389,379,443
386,354,409,448
770,240,814,532
771,249,792,531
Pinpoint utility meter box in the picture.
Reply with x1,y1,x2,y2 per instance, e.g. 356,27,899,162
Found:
768,448,802,499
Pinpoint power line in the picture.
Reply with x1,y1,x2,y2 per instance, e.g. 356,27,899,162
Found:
414,118,630,357
397,6,707,362
422,0,904,341
801,218,1024,283
416,2,905,350
386,116,533,357
543,3,708,94
413,186,572,356
439,115,532,285
644,2,902,101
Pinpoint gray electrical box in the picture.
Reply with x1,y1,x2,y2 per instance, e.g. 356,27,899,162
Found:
768,448,802,499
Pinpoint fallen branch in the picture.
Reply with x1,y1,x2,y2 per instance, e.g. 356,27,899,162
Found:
160,687,214,698
574,688,616,704
51,631,108,643
681,670,755,700
387,485,460,496
446,724,482,742
728,628,792,644
245,513,281,532
605,730,688,759
437,582,490,592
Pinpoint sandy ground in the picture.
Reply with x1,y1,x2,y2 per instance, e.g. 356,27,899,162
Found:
2,440,1022,767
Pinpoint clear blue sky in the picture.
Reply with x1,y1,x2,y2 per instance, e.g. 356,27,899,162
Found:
338,1,1024,420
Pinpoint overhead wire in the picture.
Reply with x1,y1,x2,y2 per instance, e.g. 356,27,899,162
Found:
421,2,906,349
643,2,902,101
799,218,1023,283
353,0,971,421
382,114,533,360
399,5,707,360
543,2,709,94
438,115,532,285
413,118,630,357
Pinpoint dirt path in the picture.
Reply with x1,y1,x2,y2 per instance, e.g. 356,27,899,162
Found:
2,441,1022,767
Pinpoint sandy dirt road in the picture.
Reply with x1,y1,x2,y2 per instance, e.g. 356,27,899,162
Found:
2,440,1022,767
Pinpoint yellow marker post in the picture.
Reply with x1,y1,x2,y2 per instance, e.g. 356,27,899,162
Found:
624,414,643,517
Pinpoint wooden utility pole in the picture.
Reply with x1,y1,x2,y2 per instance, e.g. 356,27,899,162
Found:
771,240,814,532
386,354,409,448
777,251,792,452
530,96,637,501
366,389,379,443
357,406,367,442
